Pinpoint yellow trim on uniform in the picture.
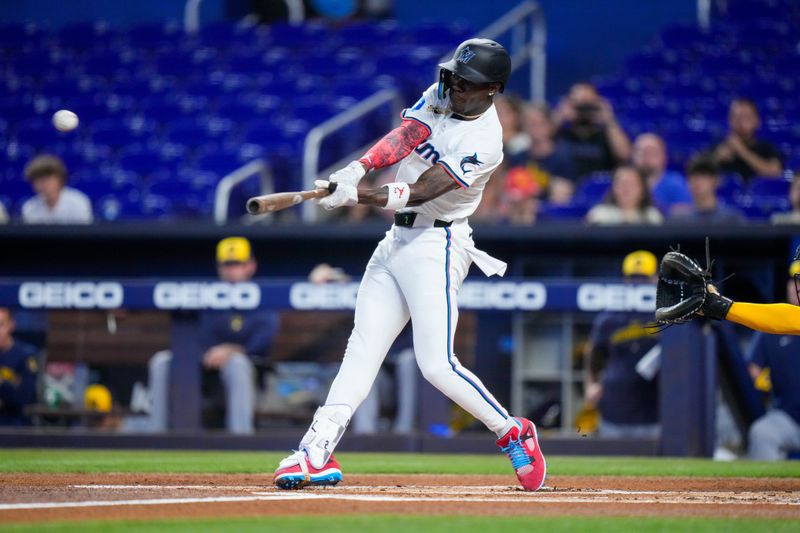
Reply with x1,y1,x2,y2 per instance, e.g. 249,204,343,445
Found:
727,302,800,335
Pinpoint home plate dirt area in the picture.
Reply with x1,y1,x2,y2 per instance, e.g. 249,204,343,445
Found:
0,474,799,523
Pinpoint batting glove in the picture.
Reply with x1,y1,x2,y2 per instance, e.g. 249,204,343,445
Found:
328,161,367,187
315,179,358,210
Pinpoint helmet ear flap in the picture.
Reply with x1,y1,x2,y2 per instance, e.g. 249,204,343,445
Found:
438,69,449,99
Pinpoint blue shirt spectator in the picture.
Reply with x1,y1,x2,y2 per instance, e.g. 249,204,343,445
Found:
0,308,39,426
668,155,745,224
632,133,692,215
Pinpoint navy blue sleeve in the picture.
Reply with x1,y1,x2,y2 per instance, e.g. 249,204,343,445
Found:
0,346,38,408
746,332,769,369
197,311,218,350
587,313,612,377
244,311,280,357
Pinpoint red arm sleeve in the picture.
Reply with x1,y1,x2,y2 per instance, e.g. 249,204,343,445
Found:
358,119,431,171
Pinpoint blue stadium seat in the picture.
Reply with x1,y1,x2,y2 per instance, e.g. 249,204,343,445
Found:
574,174,613,206
124,22,182,50
14,118,74,147
196,150,244,176
748,177,791,197
95,194,141,221
717,174,746,203
137,193,173,219
57,22,118,52
117,148,165,176
0,23,41,52
538,203,590,221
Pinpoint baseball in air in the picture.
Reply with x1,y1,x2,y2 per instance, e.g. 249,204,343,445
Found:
52,109,79,132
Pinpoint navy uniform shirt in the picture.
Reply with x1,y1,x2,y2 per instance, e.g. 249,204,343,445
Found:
588,311,660,425
747,332,800,424
198,310,279,361
0,340,39,425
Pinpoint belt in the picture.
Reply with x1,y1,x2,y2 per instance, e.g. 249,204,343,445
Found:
394,212,452,228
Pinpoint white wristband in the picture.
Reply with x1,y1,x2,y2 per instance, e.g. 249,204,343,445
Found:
382,182,410,210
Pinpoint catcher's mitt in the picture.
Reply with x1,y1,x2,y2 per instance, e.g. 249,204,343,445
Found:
655,248,733,325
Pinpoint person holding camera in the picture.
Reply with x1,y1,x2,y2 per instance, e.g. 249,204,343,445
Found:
554,82,631,179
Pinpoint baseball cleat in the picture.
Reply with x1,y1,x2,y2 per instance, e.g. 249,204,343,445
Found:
496,417,547,491
273,450,342,490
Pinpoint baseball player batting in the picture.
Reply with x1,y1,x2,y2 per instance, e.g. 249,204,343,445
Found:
273,39,547,492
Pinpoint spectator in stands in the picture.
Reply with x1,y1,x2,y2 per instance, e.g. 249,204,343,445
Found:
583,251,661,439
21,155,93,224
508,103,578,205
746,260,800,460
771,172,800,225
553,82,631,178
586,166,663,225
494,94,531,158
711,99,783,180
0,308,39,426
147,237,279,434
0,201,7,224
669,156,745,225
632,133,692,215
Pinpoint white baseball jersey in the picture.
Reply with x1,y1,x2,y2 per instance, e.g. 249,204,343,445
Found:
395,83,504,221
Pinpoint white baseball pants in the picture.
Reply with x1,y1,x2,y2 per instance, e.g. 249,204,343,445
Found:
324,221,510,434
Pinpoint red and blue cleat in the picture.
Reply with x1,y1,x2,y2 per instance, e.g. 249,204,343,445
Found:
273,450,343,490
496,417,547,491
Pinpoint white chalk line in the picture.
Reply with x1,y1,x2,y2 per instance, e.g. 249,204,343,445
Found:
0,486,796,511
1,492,799,511
0,496,271,511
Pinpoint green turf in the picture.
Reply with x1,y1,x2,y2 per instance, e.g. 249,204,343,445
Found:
4,515,798,533
1,449,799,477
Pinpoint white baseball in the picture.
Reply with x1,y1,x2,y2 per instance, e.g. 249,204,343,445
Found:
52,109,79,132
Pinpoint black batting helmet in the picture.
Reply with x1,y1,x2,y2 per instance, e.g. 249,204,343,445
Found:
438,38,511,98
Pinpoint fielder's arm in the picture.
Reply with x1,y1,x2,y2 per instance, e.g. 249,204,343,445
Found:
357,165,458,208
726,302,800,336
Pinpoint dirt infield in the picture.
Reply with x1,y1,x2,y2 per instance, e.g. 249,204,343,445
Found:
1,473,799,524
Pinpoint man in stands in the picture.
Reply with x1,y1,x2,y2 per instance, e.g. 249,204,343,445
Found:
0,308,39,426
583,251,661,439
632,133,692,215
771,172,800,225
669,155,745,224
147,237,279,434
21,155,93,224
553,82,631,178
712,99,783,180
746,260,800,460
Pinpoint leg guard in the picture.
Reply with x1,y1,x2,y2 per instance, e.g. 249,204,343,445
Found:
300,405,352,469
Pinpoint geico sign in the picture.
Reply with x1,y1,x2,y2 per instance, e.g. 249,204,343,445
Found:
289,282,359,310
153,282,260,309
577,283,656,312
18,282,124,309
460,282,547,310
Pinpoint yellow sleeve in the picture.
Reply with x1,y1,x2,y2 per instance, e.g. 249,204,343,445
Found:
726,302,800,335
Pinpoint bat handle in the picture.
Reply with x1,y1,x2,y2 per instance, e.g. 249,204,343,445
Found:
328,182,338,193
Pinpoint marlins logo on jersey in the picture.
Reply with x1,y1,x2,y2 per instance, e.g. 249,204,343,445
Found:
460,153,482,175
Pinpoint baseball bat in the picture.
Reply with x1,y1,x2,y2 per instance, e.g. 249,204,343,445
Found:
246,182,337,215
